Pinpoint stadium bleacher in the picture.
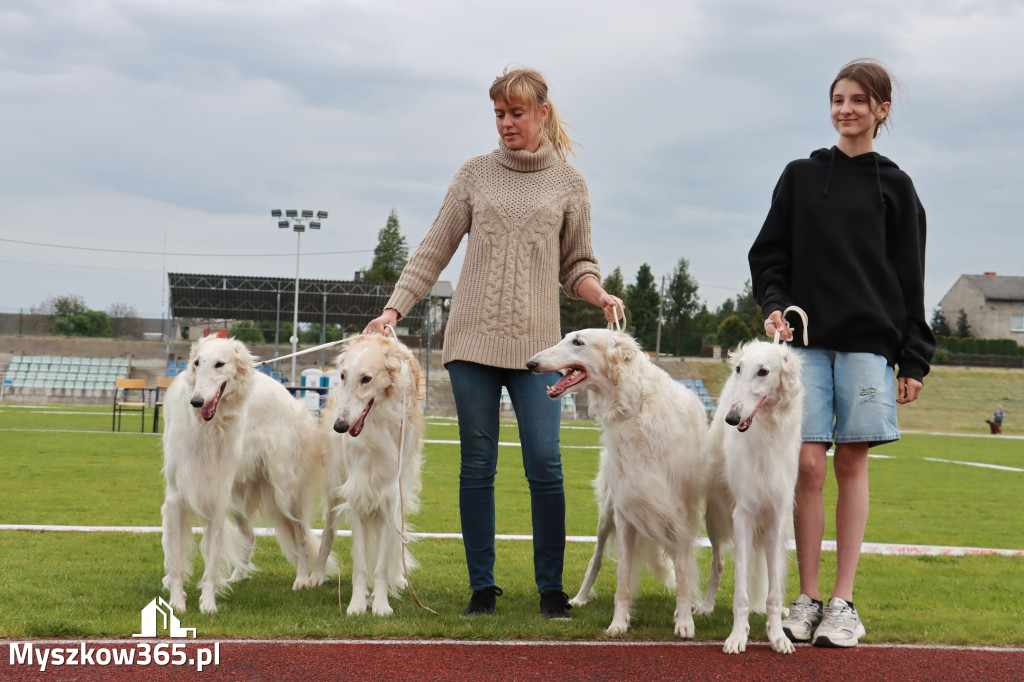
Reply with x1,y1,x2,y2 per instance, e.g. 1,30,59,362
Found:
680,378,716,416
4,354,131,394
166,360,282,382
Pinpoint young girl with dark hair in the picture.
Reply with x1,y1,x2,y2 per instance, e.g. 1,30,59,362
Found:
749,58,935,647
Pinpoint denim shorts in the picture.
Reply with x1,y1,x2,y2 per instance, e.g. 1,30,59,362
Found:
796,348,899,448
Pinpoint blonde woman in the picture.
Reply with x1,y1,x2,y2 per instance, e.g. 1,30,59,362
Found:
366,67,621,618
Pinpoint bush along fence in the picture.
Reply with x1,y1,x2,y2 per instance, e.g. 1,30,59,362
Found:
933,336,1024,368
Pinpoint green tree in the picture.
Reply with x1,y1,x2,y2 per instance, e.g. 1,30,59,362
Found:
35,295,112,337
733,280,763,333
362,208,409,283
559,288,604,332
956,309,971,338
663,258,701,356
930,308,951,336
602,267,626,300
300,323,346,344
717,314,754,350
625,263,660,350
231,320,266,343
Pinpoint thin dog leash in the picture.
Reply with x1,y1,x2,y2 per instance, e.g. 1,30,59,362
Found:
607,302,627,332
772,305,809,346
379,328,438,614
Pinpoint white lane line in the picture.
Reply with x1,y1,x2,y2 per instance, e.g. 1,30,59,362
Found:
3,524,1021,557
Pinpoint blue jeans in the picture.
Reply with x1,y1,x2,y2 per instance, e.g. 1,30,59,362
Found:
447,361,565,594
796,348,899,448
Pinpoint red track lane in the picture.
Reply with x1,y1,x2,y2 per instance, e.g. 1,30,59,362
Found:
4,640,1023,681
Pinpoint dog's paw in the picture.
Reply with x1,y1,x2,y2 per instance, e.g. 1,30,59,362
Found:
198,594,218,615
372,599,394,617
309,571,325,587
673,615,695,639
693,600,714,616
168,593,187,613
723,622,750,654
723,633,747,654
347,595,368,615
605,620,629,637
768,634,795,654
568,596,587,608
767,621,795,654
292,576,311,591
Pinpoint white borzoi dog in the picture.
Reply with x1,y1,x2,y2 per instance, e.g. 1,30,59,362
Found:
528,329,707,638
312,333,424,616
161,335,328,613
707,340,803,654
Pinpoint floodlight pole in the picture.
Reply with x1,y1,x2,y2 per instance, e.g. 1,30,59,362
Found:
272,209,328,386
291,229,302,385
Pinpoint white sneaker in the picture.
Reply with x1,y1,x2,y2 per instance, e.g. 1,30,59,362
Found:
813,597,866,647
781,594,823,642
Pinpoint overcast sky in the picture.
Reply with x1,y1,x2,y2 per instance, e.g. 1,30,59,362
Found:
2,0,1021,324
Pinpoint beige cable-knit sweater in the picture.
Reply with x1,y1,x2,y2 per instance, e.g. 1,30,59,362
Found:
385,139,601,369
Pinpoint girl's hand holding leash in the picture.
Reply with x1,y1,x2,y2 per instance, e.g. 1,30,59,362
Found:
764,310,793,342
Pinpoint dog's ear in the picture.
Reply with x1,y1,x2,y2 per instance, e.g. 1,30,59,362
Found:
232,339,256,377
607,334,644,415
777,346,803,404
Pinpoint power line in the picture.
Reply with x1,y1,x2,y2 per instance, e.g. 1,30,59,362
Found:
0,237,372,258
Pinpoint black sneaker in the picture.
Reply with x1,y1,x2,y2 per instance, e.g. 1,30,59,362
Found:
461,585,503,616
539,590,572,620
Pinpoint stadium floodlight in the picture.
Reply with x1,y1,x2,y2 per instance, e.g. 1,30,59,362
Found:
271,208,328,386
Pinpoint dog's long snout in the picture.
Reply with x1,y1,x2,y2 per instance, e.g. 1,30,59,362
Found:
333,417,349,434
190,395,204,408
724,407,742,426
525,359,539,372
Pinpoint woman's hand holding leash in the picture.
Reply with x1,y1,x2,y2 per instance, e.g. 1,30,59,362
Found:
600,294,624,325
365,308,399,336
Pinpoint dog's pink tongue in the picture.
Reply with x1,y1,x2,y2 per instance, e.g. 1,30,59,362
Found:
348,399,374,437
547,369,586,397
201,394,220,421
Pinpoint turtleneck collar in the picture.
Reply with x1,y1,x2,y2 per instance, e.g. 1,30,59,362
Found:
494,138,559,172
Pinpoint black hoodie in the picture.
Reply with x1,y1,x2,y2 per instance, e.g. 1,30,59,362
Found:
748,146,935,381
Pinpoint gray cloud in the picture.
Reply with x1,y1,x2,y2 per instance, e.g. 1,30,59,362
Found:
1,0,1021,321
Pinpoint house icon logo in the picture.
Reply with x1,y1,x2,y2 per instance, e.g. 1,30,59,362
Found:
132,597,197,638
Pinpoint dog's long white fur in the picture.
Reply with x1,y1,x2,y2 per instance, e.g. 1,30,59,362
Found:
528,329,707,638
312,334,424,617
707,340,804,654
161,335,330,614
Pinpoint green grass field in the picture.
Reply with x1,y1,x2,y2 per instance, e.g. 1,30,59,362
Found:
0,383,1022,644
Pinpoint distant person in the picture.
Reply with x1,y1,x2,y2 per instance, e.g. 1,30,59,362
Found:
749,58,935,648
364,66,622,619
987,404,1004,434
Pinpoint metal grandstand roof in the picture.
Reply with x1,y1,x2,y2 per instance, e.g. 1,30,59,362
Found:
167,273,453,329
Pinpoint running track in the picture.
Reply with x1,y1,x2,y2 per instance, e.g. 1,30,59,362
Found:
4,639,1023,680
